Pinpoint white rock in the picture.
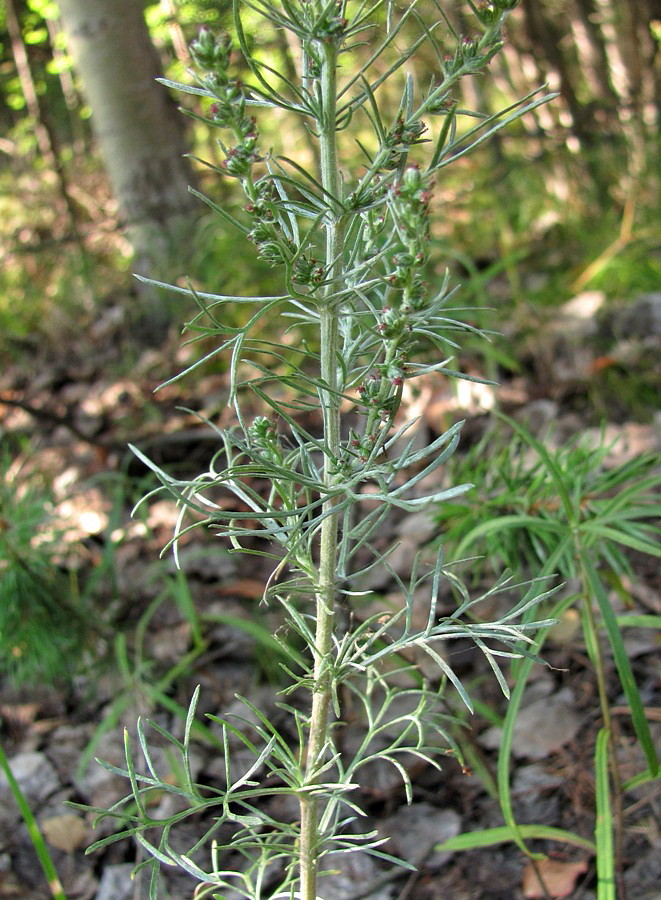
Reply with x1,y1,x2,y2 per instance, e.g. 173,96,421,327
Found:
0,752,60,830
316,849,394,899
95,863,136,900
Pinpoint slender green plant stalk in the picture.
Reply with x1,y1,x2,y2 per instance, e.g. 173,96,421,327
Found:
0,739,67,900
300,37,344,896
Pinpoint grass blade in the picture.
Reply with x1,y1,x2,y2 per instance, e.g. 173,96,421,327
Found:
583,556,659,776
496,585,576,858
594,728,616,900
436,824,596,854
0,739,67,899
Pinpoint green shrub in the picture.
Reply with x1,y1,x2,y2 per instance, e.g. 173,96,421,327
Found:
81,3,558,897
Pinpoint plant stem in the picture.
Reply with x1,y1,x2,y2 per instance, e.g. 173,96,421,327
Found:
0,739,67,900
299,35,344,900
577,550,626,896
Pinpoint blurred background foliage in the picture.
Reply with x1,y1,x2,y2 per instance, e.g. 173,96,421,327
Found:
0,0,659,357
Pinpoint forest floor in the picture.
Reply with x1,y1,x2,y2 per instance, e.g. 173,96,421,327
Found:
0,286,660,900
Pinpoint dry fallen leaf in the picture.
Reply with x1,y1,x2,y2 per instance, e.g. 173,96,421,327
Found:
522,858,589,898
41,813,88,853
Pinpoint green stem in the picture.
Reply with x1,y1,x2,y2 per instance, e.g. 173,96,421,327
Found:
0,739,67,899
577,549,625,896
299,35,344,900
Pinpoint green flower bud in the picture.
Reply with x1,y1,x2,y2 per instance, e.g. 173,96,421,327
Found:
258,242,288,265
256,237,296,267
250,415,275,443
402,165,423,192
427,93,455,115
378,306,407,339
224,146,256,176
203,72,229,94
459,36,481,61
190,28,232,72
248,222,275,244
248,416,283,463
401,120,427,145
476,3,501,24
255,179,277,202
293,255,325,285
387,364,405,386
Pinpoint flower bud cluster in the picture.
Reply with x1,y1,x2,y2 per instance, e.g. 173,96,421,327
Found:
346,178,385,212
347,178,388,255
353,365,400,460
389,116,427,148
357,369,385,405
459,36,482,61
292,255,326,286
299,2,348,83
441,0,515,76
248,415,283,464
443,32,498,76
189,28,261,180
356,364,404,413
351,356,408,462
245,179,300,269
350,166,433,458
386,165,431,302
382,115,427,169
347,426,378,465
190,31,309,274
189,26,231,71
426,93,455,115
301,0,348,44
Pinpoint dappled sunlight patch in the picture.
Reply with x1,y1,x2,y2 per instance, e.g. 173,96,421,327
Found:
145,498,182,532
52,493,109,542
78,379,142,418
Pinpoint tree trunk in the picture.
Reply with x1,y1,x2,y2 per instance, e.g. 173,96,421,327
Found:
572,0,620,111
6,0,92,300
58,0,198,341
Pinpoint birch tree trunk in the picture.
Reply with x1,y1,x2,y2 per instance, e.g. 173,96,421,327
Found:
58,0,198,341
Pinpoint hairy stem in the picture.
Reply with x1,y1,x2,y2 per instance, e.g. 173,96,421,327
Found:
299,35,344,900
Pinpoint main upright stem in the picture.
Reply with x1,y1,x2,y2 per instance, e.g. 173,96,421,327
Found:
299,35,344,900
